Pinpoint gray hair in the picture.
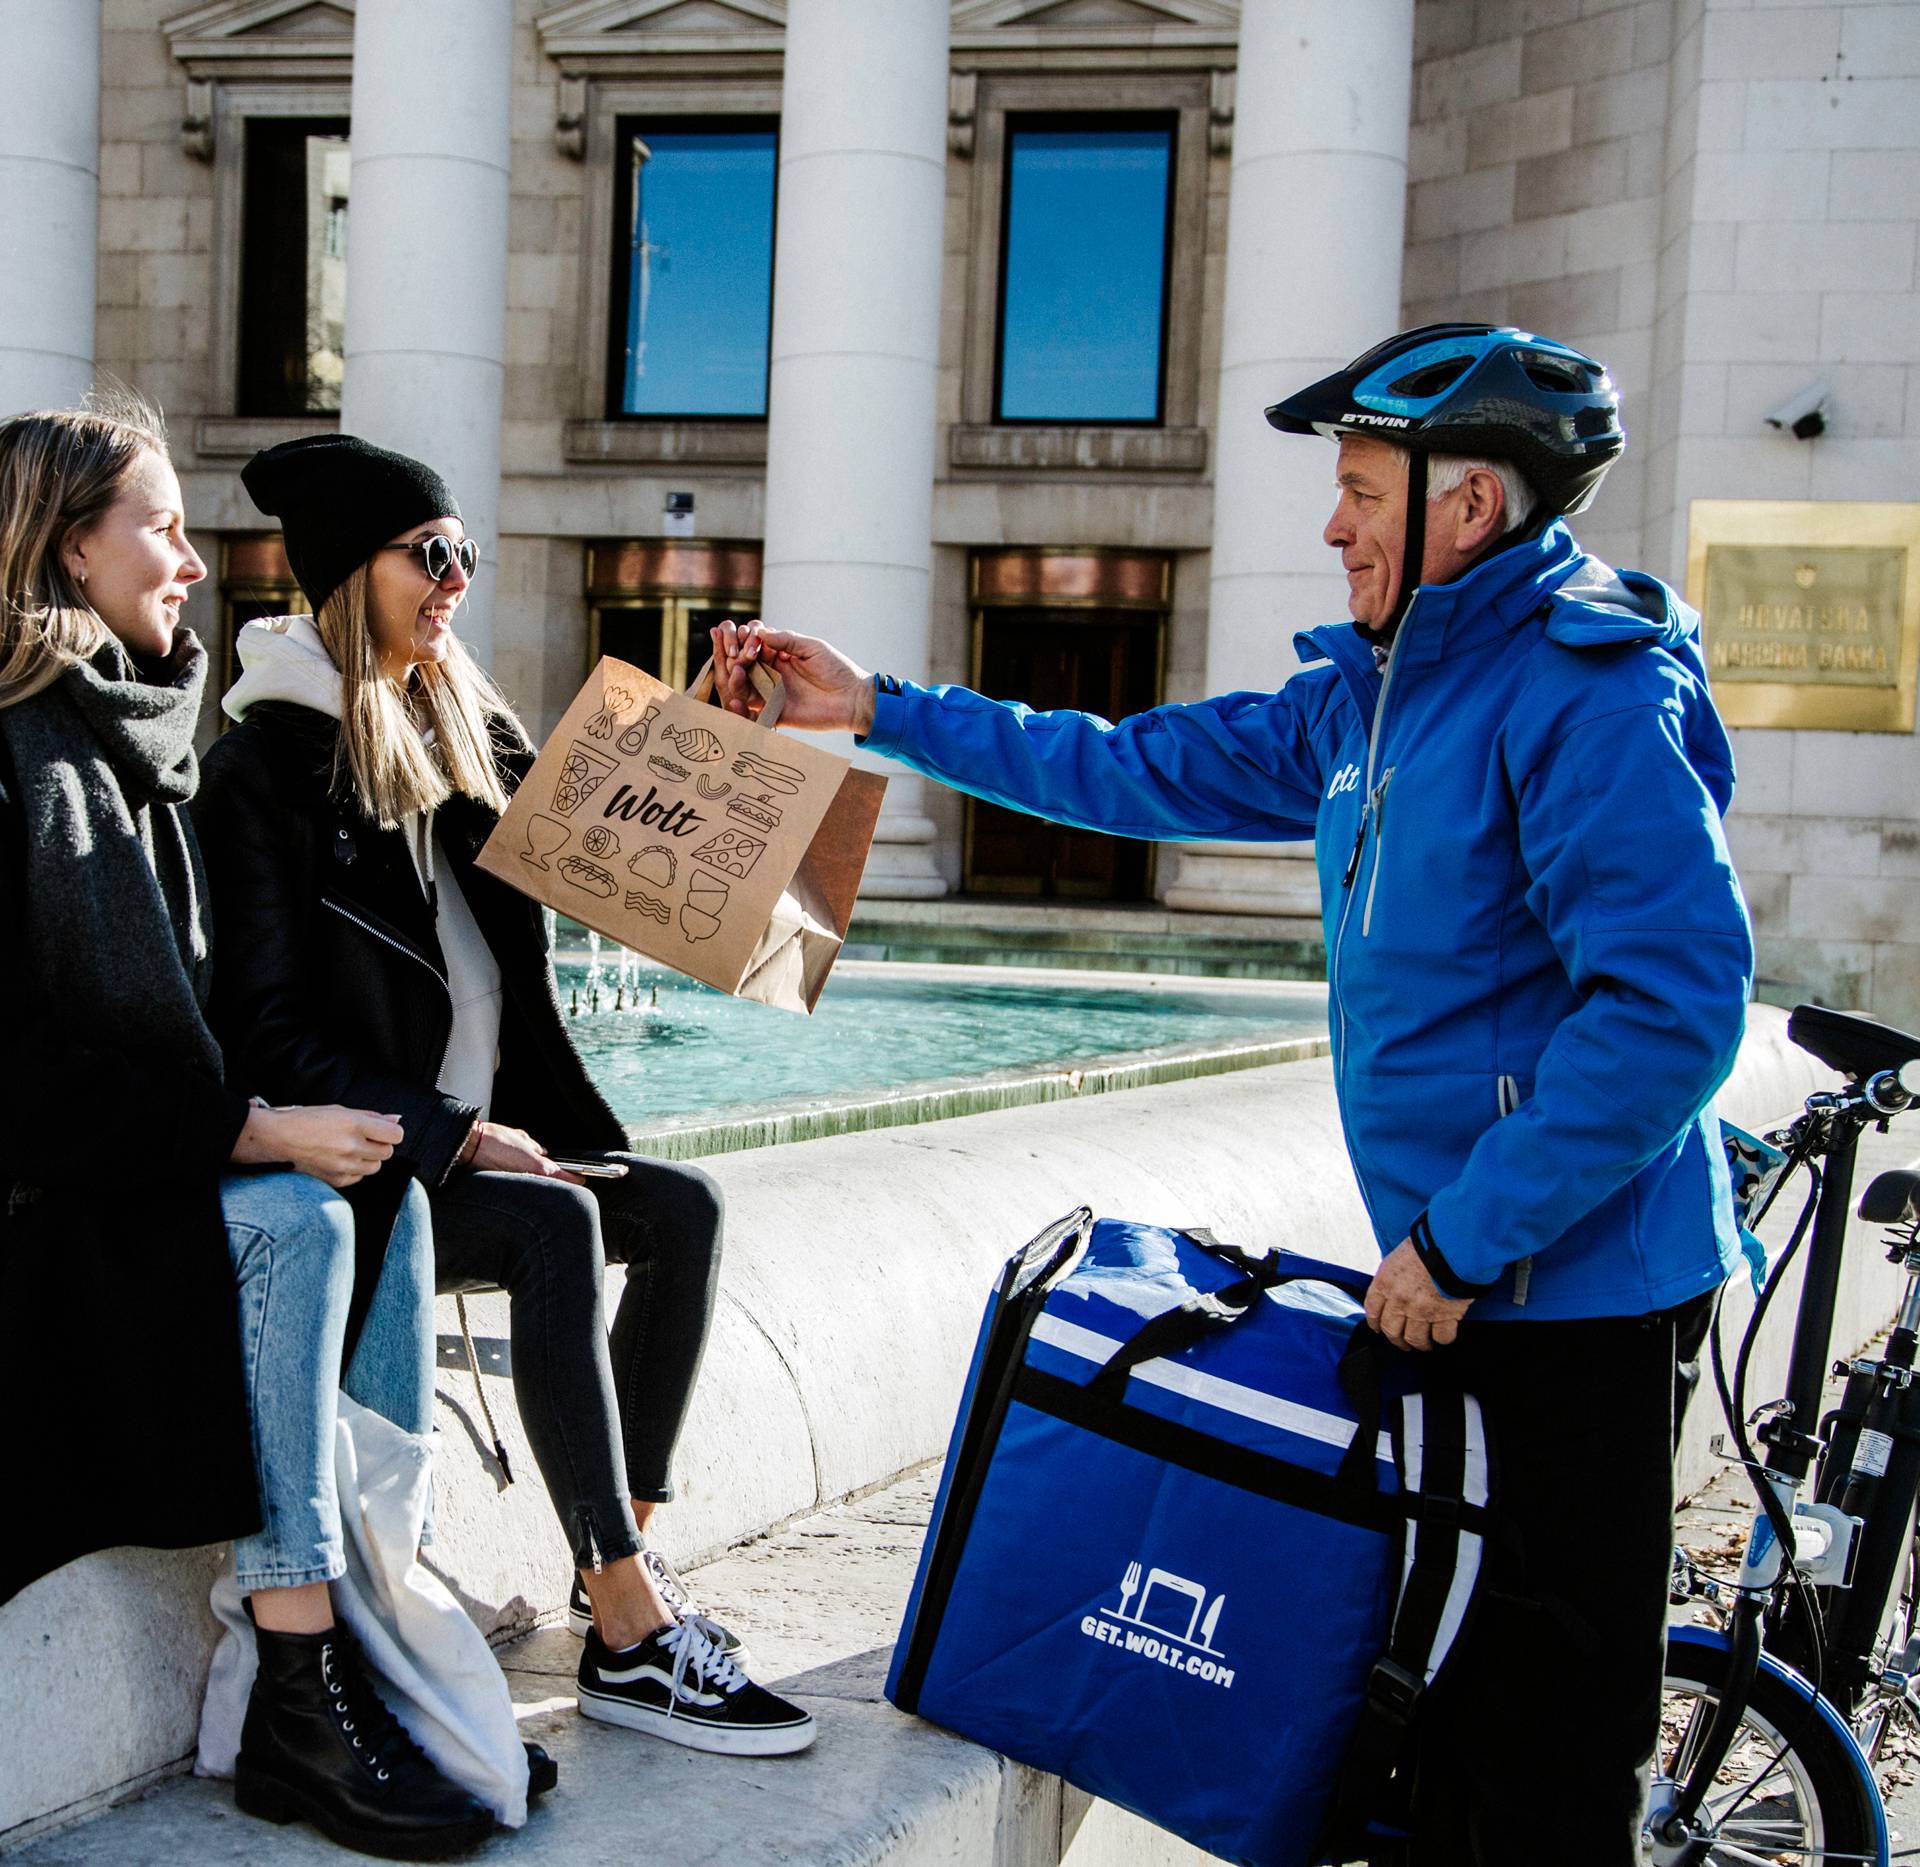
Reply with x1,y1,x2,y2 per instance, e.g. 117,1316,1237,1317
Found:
1423,452,1536,534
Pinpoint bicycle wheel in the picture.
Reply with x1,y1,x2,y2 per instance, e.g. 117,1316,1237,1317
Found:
1651,1635,1885,1865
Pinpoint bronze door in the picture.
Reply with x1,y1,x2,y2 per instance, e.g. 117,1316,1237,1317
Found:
965,607,1163,900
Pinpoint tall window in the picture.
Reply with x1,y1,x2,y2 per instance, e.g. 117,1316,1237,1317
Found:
995,117,1174,425
237,118,350,416
609,122,778,419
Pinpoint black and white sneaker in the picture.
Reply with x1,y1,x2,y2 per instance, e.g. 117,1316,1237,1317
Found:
575,1618,815,1756
567,1552,747,1662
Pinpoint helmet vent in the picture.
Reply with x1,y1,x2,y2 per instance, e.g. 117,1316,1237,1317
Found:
1389,358,1472,399
1522,357,1591,395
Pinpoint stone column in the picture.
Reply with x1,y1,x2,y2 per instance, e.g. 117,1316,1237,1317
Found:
340,0,511,664
1164,0,1414,916
760,0,949,899
0,0,99,415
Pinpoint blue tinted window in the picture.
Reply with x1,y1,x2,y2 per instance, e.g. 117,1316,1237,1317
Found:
997,124,1173,424
618,127,776,418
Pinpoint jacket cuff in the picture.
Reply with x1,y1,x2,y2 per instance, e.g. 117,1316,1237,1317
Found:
859,675,912,752
411,1095,481,1188
1410,1211,1499,1299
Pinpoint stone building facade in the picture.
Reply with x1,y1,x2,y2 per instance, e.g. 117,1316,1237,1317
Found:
8,0,1917,1019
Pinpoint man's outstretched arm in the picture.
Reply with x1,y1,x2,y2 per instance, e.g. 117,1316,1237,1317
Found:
711,620,1331,844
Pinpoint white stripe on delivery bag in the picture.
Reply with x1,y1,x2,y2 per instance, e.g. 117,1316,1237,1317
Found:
1029,1313,1396,1468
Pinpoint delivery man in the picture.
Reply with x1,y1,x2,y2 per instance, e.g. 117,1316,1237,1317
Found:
714,323,1753,1865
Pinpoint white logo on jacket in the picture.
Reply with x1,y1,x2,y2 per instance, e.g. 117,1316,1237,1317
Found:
1326,763,1361,799
1079,1557,1234,1689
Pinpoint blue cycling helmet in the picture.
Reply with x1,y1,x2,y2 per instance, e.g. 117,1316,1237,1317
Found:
1265,323,1624,518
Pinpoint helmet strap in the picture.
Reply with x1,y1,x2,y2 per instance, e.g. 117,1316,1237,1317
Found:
1389,450,1429,638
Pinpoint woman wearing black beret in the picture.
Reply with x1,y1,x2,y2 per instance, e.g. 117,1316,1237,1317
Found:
192,433,813,1757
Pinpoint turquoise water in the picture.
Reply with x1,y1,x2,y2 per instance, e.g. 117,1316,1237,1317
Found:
555,952,1328,1127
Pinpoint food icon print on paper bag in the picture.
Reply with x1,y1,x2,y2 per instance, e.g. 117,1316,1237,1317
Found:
476,655,887,1011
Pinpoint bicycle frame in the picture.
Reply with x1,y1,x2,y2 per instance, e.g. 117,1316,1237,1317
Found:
1656,1020,1920,1860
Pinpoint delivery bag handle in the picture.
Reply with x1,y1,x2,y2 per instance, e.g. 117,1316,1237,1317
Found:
1085,1256,1390,1489
687,654,786,730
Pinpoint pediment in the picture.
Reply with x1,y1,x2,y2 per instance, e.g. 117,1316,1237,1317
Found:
951,0,1238,32
537,0,786,57
164,0,354,65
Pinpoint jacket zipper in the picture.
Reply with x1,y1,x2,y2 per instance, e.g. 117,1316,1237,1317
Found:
1360,766,1396,938
321,896,450,988
1496,1074,1533,1304
1328,598,1417,1240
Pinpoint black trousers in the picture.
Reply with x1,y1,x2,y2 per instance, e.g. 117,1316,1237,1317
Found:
1404,1292,1716,1867
430,1151,724,1569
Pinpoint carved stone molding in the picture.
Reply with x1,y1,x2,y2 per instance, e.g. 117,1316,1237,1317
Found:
1209,65,1233,153
948,0,1239,53
948,70,977,158
535,0,787,69
162,0,354,157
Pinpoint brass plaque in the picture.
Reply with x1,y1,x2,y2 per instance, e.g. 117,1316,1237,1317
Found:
1687,501,1920,731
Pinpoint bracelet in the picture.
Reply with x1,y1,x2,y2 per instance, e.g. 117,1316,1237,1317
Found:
457,1119,484,1166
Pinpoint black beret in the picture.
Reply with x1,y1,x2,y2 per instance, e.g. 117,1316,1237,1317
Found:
240,434,461,618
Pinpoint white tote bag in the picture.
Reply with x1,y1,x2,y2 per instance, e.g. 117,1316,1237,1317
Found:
196,1394,529,1829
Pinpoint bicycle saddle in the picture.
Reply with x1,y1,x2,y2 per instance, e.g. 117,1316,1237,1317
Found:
1860,1170,1920,1226
1787,1003,1920,1081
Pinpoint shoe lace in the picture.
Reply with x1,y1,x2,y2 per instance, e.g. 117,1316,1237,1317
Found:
660,1614,750,1710
640,1546,693,1614
319,1633,428,1784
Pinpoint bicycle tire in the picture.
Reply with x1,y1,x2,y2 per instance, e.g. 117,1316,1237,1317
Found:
1654,1632,1886,1865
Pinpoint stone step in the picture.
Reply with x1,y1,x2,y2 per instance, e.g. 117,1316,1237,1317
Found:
5,1465,1208,1867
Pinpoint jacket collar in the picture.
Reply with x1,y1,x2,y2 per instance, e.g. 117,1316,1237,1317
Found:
1295,519,1586,681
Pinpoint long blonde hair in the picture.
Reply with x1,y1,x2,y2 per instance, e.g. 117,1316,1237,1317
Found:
315,564,525,828
0,395,171,710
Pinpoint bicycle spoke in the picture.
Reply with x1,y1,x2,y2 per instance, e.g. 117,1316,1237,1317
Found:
1703,1843,1802,1866
1669,1695,1714,1780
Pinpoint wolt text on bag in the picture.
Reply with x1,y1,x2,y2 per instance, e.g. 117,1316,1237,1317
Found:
888,1213,1492,1867
477,655,885,1013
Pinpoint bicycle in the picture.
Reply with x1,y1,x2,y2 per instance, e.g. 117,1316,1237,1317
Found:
1653,1002,1920,1865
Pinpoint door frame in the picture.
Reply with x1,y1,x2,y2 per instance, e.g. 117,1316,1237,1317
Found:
585,538,763,690
964,547,1172,900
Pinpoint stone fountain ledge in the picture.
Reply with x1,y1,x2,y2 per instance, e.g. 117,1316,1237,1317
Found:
0,1008,1859,1857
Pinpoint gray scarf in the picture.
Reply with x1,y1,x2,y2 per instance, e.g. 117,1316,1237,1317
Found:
0,632,225,1079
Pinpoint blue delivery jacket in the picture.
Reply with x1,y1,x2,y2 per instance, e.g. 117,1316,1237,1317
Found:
864,522,1754,1321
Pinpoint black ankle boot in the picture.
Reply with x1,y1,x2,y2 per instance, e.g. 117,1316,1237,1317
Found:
236,1622,495,1861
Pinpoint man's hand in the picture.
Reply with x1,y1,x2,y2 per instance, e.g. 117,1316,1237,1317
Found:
710,620,874,733
232,1104,405,1189
1364,1239,1473,1351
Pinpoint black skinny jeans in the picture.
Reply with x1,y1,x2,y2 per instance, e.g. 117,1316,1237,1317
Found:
430,1152,723,1569
1404,1291,1715,1867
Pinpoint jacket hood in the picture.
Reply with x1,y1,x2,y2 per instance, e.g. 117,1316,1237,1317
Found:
1544,555,1699,654
223,614,343,723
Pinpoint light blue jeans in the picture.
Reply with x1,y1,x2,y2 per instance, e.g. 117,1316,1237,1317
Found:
220,1172,435,1591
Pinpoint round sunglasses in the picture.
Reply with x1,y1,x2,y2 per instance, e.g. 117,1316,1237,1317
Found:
382,534,480,584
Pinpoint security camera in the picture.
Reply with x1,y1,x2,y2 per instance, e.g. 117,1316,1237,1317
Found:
1764,382,1829,441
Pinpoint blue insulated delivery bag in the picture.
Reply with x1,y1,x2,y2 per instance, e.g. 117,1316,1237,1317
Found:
887,1211,1491,1867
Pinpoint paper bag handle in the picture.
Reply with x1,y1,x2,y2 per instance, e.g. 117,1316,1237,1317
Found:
687,655,785,731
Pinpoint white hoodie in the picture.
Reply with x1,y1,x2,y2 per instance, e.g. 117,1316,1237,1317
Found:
224,616,504,1119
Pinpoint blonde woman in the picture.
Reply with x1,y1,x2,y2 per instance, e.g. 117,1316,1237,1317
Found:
0,403,499,1857
192,434,813,1756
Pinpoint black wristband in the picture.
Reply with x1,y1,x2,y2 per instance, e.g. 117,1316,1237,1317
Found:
875,673,902,696
1409,1210,1498,1298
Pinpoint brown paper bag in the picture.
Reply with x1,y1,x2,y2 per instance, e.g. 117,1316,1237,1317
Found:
476,655,886,1013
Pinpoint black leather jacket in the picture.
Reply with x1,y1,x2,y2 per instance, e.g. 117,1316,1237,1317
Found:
192,701,626,1191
